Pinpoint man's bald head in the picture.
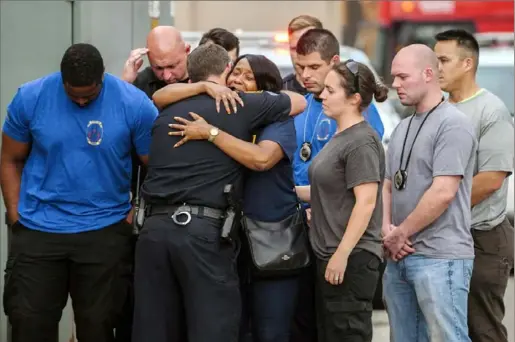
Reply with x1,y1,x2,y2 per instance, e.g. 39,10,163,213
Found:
146,26,190,84
391,44,441,108
397,44,439,72
146,26,184,55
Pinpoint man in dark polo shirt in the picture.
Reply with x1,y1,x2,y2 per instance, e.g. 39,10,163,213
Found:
122,26,190,96
282,15,323,94
131,43,298,342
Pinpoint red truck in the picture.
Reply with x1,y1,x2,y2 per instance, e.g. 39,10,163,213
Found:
375,0,514,82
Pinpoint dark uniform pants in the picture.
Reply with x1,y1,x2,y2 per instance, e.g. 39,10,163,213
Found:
468,218,514,342
289,250,318,342
132,214,241,342
315,250,380,342
3,220,133,342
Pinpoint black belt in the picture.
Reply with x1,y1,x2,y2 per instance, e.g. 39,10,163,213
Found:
148,203,225,225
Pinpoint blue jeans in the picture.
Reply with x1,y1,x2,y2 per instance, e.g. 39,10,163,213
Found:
383,255,473,342
240,277,299,342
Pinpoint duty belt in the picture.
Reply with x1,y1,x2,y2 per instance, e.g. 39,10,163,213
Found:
147,203,225,226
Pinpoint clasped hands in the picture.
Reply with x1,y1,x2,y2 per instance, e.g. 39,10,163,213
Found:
382,224,415,261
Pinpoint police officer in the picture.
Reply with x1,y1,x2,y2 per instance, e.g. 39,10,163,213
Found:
132,43,300,342
118,26,192,341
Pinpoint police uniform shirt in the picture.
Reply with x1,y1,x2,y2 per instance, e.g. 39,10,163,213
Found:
243,119,298,222
142,91,292,209
130,67,190,198
282,73,307,96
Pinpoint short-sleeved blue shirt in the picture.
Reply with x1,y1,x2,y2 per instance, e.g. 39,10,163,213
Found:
3,72,158,233
293,94,384,186
243,118,298,222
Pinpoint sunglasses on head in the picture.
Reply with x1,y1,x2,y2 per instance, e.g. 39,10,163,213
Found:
344,59,360,94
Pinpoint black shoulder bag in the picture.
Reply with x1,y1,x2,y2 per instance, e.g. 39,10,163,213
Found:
241,206,311,278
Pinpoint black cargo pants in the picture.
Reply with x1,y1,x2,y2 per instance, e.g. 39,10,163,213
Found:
315,250,380,342
3,220,133,342
132,213,241,342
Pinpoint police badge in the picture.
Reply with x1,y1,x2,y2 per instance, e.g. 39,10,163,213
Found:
299,142,312,162
394,170,407,190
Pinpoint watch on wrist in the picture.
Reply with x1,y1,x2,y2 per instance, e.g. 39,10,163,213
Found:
208,127,220,142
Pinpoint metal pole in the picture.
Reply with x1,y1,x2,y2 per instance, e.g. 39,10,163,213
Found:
148,1,160,29
169,1,175,26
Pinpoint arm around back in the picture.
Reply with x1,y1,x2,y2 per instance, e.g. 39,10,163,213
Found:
245,91,305,132
152,82,206,109
281,90,307,116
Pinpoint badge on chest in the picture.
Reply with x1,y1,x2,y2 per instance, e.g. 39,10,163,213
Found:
299,142,312,162
86,120,104,146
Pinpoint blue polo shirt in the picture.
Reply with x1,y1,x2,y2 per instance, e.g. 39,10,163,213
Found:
3,72,158,233
243,119,298,222
293,94,384,186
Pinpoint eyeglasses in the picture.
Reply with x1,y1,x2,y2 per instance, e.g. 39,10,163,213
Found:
344,59,360,94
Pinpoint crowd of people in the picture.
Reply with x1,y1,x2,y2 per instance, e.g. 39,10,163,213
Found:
0,13,513,342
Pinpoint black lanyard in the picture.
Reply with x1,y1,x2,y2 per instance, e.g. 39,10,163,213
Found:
398,98,444,173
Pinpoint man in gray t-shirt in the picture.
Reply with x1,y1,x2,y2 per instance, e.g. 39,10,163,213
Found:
385,100,477,259
435,29,514,342
382,44,478,342
454,89,514,229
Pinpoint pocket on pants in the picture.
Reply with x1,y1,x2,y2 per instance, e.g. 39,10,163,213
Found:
3,255,19,316
187,219,240,284
324,299,373,338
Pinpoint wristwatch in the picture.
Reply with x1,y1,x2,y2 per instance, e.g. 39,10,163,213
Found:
208,126,220,142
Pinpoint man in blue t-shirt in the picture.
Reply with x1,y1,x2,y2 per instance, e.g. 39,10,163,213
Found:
292,29,384,188
0,43,157,342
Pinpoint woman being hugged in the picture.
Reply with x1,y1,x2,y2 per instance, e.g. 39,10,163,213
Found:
295,60,389,342
153,54,308,342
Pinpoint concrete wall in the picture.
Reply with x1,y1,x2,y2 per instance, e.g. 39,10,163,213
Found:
173,1,343,39
0,2,74,340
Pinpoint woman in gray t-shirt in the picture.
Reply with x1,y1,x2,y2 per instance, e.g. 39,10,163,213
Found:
295,60,386,342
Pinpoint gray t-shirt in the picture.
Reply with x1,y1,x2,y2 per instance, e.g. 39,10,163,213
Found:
308,121,384,260
453,89,514,231
386,101,478,259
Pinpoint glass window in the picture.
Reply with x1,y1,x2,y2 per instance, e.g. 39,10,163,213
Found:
476,65,514,115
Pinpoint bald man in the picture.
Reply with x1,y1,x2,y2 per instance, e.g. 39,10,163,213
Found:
381,44,478,342
122,26,191,98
